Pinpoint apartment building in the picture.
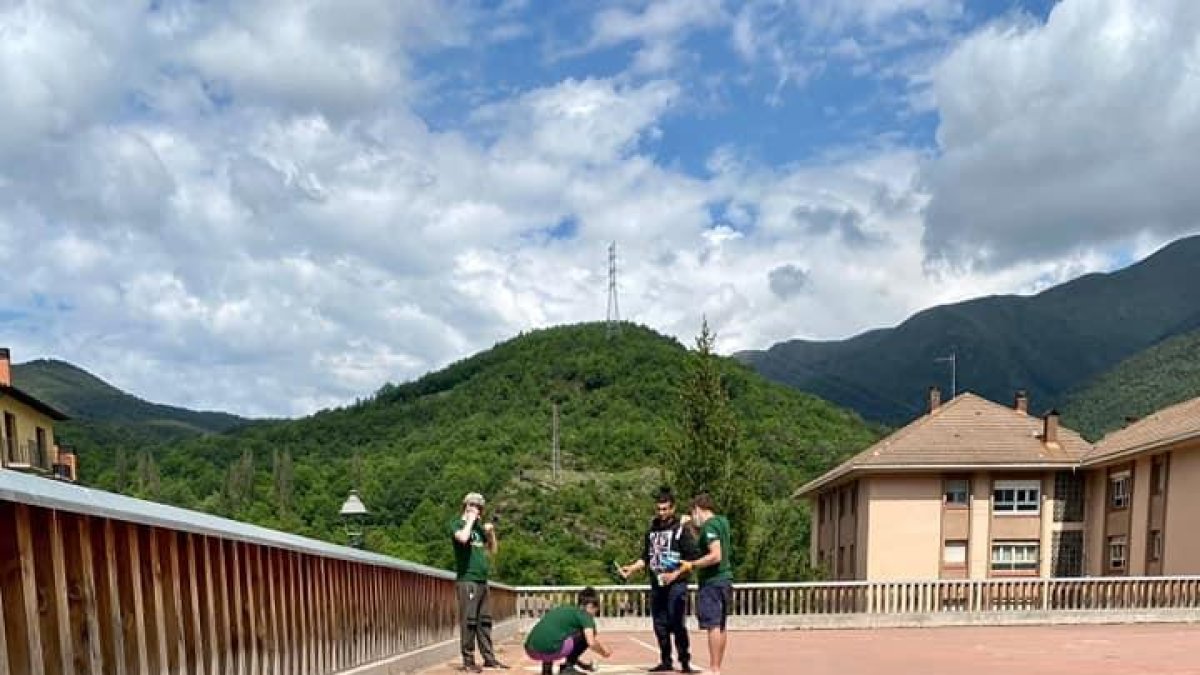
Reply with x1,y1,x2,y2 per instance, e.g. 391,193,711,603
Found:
798,389,1093,580
0,348,76,481
1081,397,1200,577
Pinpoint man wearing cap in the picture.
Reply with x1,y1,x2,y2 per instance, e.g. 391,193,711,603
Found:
452,492,508,672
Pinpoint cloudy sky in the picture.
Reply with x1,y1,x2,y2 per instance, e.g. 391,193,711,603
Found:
3,0,1199,418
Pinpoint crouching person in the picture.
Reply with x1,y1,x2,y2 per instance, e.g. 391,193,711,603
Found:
524,587,613,675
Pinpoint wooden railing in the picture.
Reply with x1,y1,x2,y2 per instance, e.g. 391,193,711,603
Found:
0,469,516,675
517,577,1200,619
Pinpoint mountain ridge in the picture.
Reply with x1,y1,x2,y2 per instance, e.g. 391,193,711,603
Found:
738,235,1200,423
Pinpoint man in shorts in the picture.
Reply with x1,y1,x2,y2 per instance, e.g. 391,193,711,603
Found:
524,587,613,675
660,493,732,675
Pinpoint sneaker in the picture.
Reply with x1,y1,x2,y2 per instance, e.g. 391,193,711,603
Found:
457,664,483,673
679,664,701,673
483,661,510,670
574,661,597,672
648,664,674,672
559,666,585,675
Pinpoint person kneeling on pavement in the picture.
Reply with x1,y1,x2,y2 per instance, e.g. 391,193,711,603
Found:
524,587,613,675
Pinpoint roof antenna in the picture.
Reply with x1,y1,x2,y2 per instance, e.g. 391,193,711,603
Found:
934,350,957,399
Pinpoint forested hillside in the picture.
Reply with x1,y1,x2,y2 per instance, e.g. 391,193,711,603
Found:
33,323,879,583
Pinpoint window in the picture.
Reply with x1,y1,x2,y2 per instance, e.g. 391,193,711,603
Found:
991,542,1039,572
849,488,857,516
944,479,970,506
35,427,48,470
1151,456,1169,495
3,412,17,464
1149,530,1163,562
993,480,1040,514
943,541,968,567
1108,535,1128,571
1054,471,1085,523
818,496,826,523
1052,531,1084,578
839,491,846,516
1110,473,1131,510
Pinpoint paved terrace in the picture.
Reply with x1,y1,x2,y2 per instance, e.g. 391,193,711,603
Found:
421,624,1200,674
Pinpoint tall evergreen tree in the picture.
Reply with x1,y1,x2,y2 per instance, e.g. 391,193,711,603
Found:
667,319,757,566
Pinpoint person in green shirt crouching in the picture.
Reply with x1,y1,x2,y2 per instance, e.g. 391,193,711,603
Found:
660,493,733,675
524,587,613,675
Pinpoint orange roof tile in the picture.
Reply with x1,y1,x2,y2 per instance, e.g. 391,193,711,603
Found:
796,393,1090,496
1086,395,1200,465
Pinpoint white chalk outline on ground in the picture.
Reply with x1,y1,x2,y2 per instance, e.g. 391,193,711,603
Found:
627,635,709,670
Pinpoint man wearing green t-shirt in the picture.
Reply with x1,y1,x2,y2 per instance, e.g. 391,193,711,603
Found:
524,587,613,675
452,492,508,672
660,493,732,675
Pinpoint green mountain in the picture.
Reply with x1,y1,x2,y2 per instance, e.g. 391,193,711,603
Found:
13,359,248,437
1062,329,1200,441
32,323,879,584
738,236,1200,424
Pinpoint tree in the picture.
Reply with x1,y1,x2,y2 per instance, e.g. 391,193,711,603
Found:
135,451,161,500
273,449,295,518
666,319,757,570
224,447,256,513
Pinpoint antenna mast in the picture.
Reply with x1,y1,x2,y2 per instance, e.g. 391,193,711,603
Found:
935,351,957,398
606,241,621,338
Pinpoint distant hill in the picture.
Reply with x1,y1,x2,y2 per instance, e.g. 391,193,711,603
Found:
738,236,1200,424
1062,329,1200,441
64,322,878,584
13,359,248,436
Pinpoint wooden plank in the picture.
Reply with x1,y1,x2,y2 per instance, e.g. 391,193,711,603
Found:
317,558,329,674
0,555,9,675
144,529,169,675
96,520,128,675
278,552,293,675
59,514,98,675
214,539,234,675
294,553,309,675
228,541,246,675
75,517,104,675
0,502,33,675
49,510,78,675
14,504,47,675
249,545,265,675
264,549,281,675
163,531,187,675
201,537,220,675
185,535,205,675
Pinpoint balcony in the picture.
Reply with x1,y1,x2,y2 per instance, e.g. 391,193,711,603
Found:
3,439,50,472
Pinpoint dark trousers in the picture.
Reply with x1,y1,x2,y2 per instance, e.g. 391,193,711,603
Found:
457,581,496,665
651,583,690,665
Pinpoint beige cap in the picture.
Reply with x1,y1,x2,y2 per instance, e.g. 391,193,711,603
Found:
463,492,486,506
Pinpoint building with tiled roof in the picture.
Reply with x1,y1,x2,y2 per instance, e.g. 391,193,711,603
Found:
0,348,76,482
797,385,1200,582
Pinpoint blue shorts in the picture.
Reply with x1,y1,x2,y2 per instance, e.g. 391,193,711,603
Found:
697,581,732,630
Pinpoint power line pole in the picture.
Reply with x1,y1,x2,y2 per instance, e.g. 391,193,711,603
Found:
606,241,621,338
551,402,561,483
935,351,957,399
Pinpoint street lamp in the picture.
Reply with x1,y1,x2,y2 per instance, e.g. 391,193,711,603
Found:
339,490,369,549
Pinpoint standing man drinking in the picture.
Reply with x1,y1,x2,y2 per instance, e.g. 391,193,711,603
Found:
618,487,696,673
661,493,732,675
452,492,509,672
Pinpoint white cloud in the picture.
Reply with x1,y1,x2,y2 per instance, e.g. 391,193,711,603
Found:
922,0,1200,268
586,0,726,73
1,0,1187,420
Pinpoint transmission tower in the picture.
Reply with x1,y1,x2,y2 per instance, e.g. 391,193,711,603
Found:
606,241,621,338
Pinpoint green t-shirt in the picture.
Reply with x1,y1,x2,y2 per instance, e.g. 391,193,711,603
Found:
697,515,733,586
450,517,489,582
525,605,596,654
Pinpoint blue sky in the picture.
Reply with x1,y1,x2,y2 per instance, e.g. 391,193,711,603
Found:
2,0,1198,416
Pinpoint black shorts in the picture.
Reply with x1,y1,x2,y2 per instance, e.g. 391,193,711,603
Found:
697,581,732,630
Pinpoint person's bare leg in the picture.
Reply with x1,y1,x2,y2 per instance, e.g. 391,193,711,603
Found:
707,628,727,674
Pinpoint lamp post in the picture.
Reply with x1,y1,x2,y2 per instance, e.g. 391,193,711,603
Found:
340,490,369,549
